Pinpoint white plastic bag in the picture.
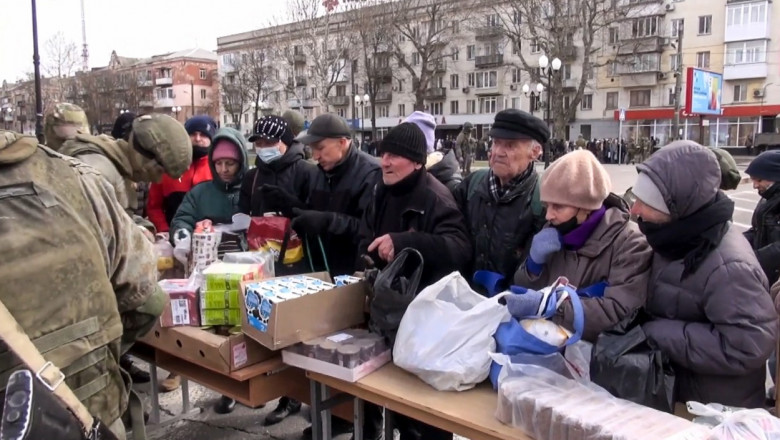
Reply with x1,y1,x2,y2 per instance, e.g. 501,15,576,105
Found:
687,401,780,439
393,272,510,391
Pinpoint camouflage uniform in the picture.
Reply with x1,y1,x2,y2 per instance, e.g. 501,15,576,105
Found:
43,102,91,151
455,122,476,175
0,130,166,439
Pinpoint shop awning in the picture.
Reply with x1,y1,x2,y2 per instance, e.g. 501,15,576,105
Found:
613,104,780,121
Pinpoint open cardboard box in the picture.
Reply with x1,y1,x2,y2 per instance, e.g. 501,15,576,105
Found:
240,272,368,351
282,349,391,383
139,324,276,374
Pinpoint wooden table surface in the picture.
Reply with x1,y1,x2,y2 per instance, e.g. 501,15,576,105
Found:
308,364,530,440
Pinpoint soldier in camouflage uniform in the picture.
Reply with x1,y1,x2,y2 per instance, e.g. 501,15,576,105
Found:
0,129,166,440
455,122,476,175
43,102,91,150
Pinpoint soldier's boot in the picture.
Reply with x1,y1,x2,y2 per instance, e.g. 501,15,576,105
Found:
159,373,181,392
120,353,150,383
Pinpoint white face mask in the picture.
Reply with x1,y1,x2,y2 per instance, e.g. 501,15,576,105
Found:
256,146,283,163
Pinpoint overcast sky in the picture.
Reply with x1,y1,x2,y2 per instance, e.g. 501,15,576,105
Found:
0,0,290,82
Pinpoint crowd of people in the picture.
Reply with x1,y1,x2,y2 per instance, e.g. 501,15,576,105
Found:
1,100,779,440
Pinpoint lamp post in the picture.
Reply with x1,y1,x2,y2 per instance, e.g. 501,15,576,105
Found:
522,83,544,116
354,93,369,145
172,106,182,121
538,54,562,168
3,108,13,130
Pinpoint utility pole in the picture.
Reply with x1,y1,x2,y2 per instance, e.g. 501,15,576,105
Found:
671,27,684,141
31,0,44,142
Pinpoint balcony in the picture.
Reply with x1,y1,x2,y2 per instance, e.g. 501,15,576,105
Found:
474,54,504,68
139,100,154,107
562,78,578,90
293,53,307,64
3,115,13,122
155,77,173,86
375,91,393,102
287,76,308,87
426,60,447,74
331,95,350,106
154,97,175,108
619,72,659,88
424,87,446,100
724,62,768,80
474,86,499,96
286,98,316,108
475,26,503,40
617,36,664,55
374,66,393,82
138,79,153,87
560,45,577,60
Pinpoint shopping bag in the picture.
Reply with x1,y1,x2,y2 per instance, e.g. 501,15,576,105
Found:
686,401,780,439
489,278,584,389
393,272,510,391
590,308,676,413
367,248,424,347
247,215,304,266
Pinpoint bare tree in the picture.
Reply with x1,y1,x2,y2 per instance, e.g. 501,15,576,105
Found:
490,0,644,140
389,0,474,111
43,32,79,103
220,53,255,130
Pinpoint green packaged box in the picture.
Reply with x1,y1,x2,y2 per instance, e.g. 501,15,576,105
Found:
200,289,241,310
200,308,242,326
202,262,264,291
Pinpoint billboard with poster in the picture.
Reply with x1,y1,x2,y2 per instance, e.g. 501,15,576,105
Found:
685,67,723,116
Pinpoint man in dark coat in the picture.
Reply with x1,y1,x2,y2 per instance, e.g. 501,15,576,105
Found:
629,140,777,410
356,123,470,440
744,150,780,286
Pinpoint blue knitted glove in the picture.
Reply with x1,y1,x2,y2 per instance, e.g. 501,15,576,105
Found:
529,228,562,265
502,289,544,319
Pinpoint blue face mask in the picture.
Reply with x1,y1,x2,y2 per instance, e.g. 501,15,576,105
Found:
256,146,282,163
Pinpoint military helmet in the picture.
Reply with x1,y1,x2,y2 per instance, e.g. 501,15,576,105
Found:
129,114,192,178
281,110,305,137
44,103,90,150
463,122,474,131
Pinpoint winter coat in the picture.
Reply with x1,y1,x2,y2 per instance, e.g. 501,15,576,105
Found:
428,150,463,193
744,182,780,285
454,167,545,280
305,145,381,276
0,131,163,430
170,128,248,238
238,140,315,216
358,170,471,288
147,154,212,232
513,195,652,342
638,145,778,408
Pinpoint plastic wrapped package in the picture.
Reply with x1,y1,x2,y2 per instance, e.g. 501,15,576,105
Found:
686,402,780,440
495,363,709,440
222,251,275,279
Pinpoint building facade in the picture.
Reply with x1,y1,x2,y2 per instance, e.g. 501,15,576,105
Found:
216,0,779,147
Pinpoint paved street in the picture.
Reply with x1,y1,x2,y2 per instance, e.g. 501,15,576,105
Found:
137,156,762,440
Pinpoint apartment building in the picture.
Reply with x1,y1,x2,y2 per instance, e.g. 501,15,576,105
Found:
216,0,779,146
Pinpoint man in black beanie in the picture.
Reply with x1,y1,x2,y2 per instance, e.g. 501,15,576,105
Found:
111,111,136,141
355,122,471,440
745,150,780,285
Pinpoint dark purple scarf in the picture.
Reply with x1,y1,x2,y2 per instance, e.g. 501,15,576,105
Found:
562,206,607,250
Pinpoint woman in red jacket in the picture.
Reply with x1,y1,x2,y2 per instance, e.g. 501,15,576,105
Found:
147,115,215,232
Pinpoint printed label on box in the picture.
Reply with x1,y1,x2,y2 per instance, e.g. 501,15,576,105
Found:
232,342,248,368
171,299,190,325
245,290,270,332
326,333,353,343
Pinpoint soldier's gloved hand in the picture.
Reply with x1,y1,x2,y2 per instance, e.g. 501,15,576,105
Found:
528,228,562,265
260,184,304,217
291,208,334,236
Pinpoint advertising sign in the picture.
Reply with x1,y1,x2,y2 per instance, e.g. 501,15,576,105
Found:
685,67,723,116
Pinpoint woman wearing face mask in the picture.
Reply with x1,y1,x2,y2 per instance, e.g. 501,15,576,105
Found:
510,150,653,342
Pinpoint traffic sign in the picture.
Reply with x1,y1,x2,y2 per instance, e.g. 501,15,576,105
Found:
619,108,626,122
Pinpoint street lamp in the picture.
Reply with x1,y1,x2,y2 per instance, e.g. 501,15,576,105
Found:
120,108,130,116
171,106,182,120
354,93,370,145
3,108,13,130
522,83,545,116
538,54,562,168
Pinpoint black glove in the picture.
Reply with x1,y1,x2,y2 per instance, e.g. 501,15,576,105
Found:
260,184,305,217
290,208,334,236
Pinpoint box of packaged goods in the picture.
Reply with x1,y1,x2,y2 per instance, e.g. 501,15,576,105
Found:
200,289,241,310
157,279,200,327
200,308,242,326
282,329,391,382
202,261,268,291
241,273,367,350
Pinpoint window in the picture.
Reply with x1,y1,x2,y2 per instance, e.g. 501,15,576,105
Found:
450,100,459,114
479,96,497,114
223,115,228,124
631,16,659,38
398,103,405,116
513,10,521,25
199,68,207,80
726,40,767,65
397,79,404,92
562,64,572,80
607,61,618,77
698,15,712,35
530,39,541,53
696,51,710,69
629,89,651,107
155,88,174,99
430,102,443,115
412,53,420,66
511,97,520,109
200,89,206,99
671,19,684,38
466,99,476,113
608,27,619,45
468,71,497,88
512,42,521,55
727,2,767,26
244,114,249,123
337,108,347,118
451,47,459,61
581,94,593,110
668,88,676,106
378,105,390,118
467,45,476,60
670,54,681,71
336,85,346,96
605,91,618,110
623,53,661,73
450,74,459,89
451,20,459,34
733,84,747,102
486,14,499,27
512,68,522,84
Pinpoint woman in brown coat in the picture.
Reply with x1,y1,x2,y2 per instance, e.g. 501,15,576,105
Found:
512,150,653,342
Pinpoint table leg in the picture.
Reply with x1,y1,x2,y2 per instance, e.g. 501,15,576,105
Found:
383,408,394,440
321,382,332,440
310,379,323,440
181,378,191,413
148,360,160,425
353,398,364,440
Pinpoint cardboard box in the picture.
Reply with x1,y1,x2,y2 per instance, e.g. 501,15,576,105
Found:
158,279,199,327
139,324,275,374
200,289,241,309
282,349,391,383
200,308,241,326
203,262,265,291
241,272,367,350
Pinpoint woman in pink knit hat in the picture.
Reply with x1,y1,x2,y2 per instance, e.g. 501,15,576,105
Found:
509,150,653,342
